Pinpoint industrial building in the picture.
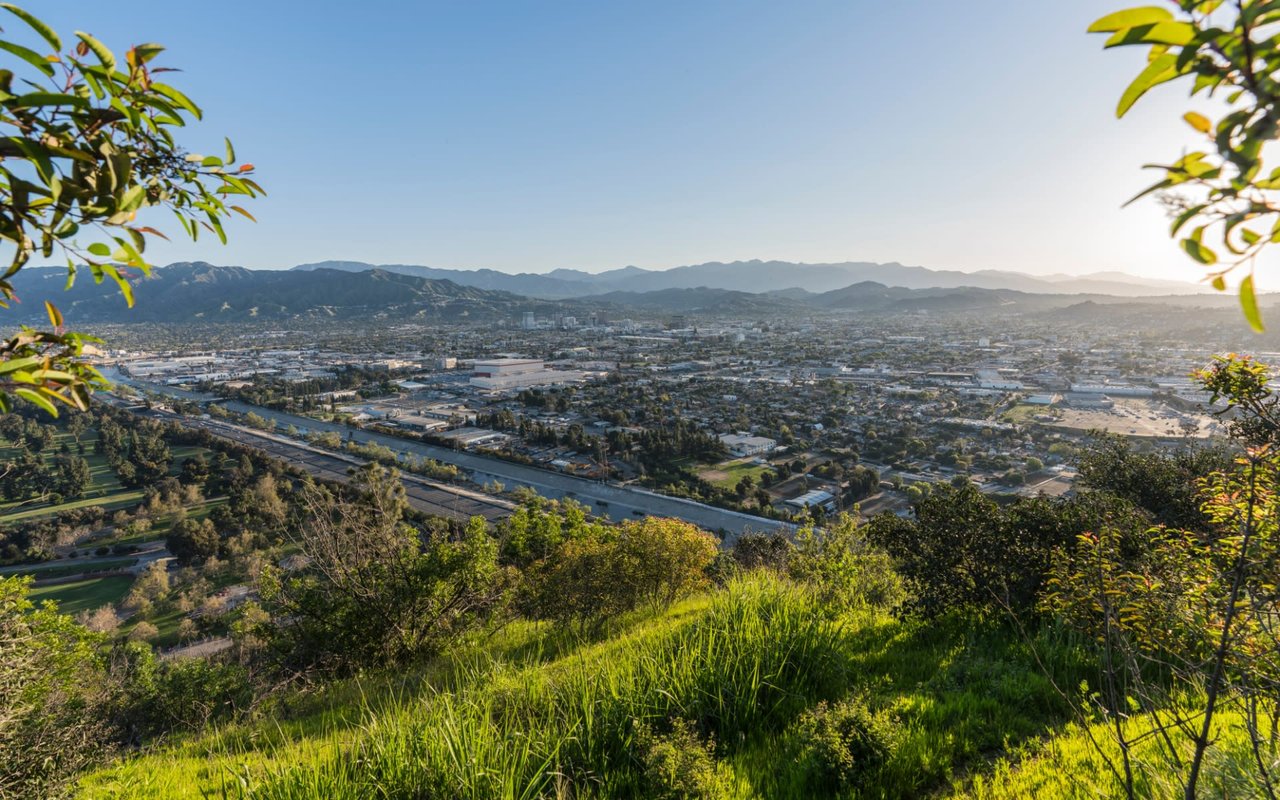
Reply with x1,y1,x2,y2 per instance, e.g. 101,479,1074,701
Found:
718,433,778,458
469,358,585,391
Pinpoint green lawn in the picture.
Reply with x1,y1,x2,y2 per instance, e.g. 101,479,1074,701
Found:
700,457,772,489
0,490,147,524
29,576,134,616
0,430,222,525
134,606,187,649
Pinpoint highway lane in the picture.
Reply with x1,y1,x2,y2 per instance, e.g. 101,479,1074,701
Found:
117,377,787,540
171,416,515,523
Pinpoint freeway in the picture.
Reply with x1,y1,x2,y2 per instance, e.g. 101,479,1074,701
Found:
170,415,515,523
117,376,787,540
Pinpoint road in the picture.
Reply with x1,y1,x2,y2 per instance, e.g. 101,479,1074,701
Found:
161,636,233,661
116,376,788,540
172,416,516,524
0,538,171,578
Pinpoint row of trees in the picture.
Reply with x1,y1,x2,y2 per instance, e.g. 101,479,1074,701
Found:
0,450,90,505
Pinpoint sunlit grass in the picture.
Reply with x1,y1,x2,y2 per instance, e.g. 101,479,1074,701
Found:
77,575,1106,799
30,576,134,616
960,706,1276,799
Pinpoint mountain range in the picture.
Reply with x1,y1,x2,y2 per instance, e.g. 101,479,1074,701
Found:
8,263,569,323
289,259,1209,298
1,260,1243,325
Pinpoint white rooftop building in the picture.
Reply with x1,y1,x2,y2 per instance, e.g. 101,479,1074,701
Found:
1070,383,1154,397
469,358,585,391
785,490,836,512
719,433,778,458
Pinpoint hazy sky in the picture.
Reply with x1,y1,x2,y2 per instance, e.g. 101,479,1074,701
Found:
38,1,1238,282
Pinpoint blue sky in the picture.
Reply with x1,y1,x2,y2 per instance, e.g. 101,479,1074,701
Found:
37,1,1221,282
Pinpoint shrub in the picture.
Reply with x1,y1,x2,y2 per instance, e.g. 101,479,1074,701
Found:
525,517,718,630
260,467,510,674
617,517,719,609
109,643,255,738
634,718,735,800
731,530,793,572
788,514,904,613
791,697,895,791
127,621,159,642
0,576,111,796
523,532,627,629
866,485,1148,617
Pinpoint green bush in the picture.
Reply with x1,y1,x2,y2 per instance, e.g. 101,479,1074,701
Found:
634,718,735,800
109,642,254,739
0,575,110,797
791,697,895,791
523,516,719,630
731,531,793,572
788,514,904,613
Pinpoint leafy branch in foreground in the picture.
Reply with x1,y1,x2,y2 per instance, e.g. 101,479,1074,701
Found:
1091,1,1280,331
0,4,262,414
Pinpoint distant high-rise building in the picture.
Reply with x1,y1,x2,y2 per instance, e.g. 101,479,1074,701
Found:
521,311,536,330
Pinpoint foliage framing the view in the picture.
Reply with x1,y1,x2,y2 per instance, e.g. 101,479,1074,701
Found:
1091,0,1280,331
0,4,260,414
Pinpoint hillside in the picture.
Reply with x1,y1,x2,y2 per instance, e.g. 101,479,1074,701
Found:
588,286,807,315
6,263,571,323
77,575,1084,799
75,573,1261,800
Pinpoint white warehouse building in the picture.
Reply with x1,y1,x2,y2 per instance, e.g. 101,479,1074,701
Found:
719,433,778,458
469,358,585,391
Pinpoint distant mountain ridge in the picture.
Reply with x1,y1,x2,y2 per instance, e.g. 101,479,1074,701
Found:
290,259,1209,298
4,261,1236,325
7,262,571,323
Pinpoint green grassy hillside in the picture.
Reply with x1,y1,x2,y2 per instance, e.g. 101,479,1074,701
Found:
78,574,1095,799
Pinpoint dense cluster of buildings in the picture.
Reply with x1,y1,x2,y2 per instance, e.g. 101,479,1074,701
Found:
113,300,1252,517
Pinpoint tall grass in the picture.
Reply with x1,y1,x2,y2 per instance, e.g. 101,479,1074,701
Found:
78,576,1103,799
961,705,1277,799
215,574,844,799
